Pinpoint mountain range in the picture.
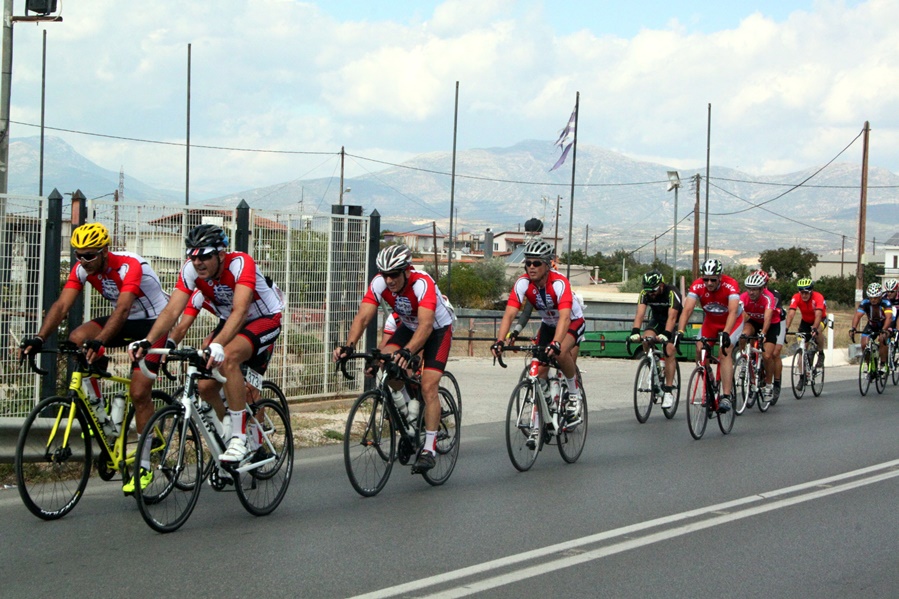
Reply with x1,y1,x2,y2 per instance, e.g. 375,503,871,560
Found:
9,136,899,264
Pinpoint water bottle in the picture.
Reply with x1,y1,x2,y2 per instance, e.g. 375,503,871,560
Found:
391,387,409,416
199,401,224,438
222,413,232,440
406,399,420,434
83,377,114,436
110,394,126,435
549,378,561,411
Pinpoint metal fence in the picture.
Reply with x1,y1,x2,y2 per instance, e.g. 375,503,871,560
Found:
0,195,372,417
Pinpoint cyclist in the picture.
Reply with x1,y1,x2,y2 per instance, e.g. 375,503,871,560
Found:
849,282,893,375
739,272,781,401
675,259,743,413
752,270,786,400
784,278,827,367
492,238,585,437
129,224,284,464
18,222,170,494
333,244,454,474
885,279,899,349
628,270,683,408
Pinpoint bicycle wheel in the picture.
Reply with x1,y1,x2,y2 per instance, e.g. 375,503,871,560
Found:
662,360,681,419
733,354,749,415
811,354,825,397
874,354,887,394
111,389,175,485
891,343,899,385
344,390,396,497
717,389,735,435
15,396,92,520
422,388,461,486
791,350,807,399
686,368,708,440
135,405,203,533
234,398,294,516
858,351,871,396
632,357,654,423
506,380,542,471
440,370,462,418
558,390,588,464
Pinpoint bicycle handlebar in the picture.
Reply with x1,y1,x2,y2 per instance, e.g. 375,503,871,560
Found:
336,348,421,386
492,344,560,370
140,347,228,384
626,335,682,358
20,340,111,378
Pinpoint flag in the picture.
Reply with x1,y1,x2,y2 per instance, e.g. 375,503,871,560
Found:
550,107,576,171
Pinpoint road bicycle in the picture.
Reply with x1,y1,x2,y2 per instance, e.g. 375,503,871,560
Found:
338,349,461,497
628,336,681,423
734,334,772,414
134,347,294,533
440,370,463,418
15,341,171,520
495,345,587,471
684,336,735,440
853,331,887,396
789,331,824,399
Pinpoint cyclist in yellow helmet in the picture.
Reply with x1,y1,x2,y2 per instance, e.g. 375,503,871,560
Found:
19,222,171,494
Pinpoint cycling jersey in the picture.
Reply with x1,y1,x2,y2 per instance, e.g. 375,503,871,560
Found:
788,291,827,324
64,251,168,320
184,282,284,320
507,271,584,326
175,251,283,319
687,275,743,326
740,289,782,325
638,284,683,326
362,269,454,330
856,299,893,330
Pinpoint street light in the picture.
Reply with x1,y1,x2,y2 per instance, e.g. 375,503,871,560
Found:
667,171,680,285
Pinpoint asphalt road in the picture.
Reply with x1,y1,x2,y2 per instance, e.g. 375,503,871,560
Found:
2,357,898,598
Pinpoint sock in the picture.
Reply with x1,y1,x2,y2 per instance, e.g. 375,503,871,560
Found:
229,409,247,441
566,376,579,397
424,431,437,455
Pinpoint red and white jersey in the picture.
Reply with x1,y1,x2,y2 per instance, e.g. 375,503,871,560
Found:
506,271,583,326
183,281,284,320
362,269,453,330
740,289,782,325
175,252,283,320
687,275,743,325
64,251,168,320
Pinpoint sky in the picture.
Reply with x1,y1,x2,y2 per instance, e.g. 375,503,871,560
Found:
5,0,896,201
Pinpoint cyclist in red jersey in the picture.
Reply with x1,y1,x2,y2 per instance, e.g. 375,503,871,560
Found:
19,223,170,494
676,259,744,413
333,244,454,474
492,238,586,428
784,278,827,366
739,272,782,400
130,224,283,464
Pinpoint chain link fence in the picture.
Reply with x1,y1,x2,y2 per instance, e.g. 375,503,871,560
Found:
0,196,371,417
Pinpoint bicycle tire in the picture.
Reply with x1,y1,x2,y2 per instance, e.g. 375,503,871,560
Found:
111,389,174,485
891,342,899,385
717,393,735,435
662,360,681,419
344,390,395,497
686,368,708,440
15,396,92,520
135,405,204,533
858,350,871,396
874,353,887,394
422,388,461,486
811,355,825,397
558,390,587,464
506,380,541,471
791,350,807,399
632,357,654,423
733,354,749,415
441,370,463,418
234,398,294,516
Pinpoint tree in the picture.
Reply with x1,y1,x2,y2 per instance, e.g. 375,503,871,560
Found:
759,246,818,280
424,258,511,309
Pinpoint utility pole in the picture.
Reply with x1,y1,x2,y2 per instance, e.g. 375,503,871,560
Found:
692,174,701,280
841,235,846,277
653,235,657,262
554,195,561,255
704,103,712,261
432,221,439,282
338,146,345,206
855,121,870,303
584,224,589,255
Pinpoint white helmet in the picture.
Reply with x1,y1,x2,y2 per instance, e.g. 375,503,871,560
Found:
523,238,554,263
883,279,898,292
376,244,412,272
700,259,723,277
744,273,766,288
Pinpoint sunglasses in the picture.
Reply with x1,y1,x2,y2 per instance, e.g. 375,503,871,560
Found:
381,270,404,280
524,260,544,268
702,277,719,283
188,252,217,262
799,289,812,294
75,251,101,262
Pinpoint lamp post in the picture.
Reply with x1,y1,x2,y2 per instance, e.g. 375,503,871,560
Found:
667,170,680,285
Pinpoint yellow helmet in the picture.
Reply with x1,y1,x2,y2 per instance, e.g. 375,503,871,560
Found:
71,223,110,249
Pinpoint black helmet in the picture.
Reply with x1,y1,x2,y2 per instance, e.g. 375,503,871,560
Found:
642,270,664,291
185,224,229,258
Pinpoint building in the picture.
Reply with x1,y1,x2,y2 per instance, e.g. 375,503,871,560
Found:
883,232,899,280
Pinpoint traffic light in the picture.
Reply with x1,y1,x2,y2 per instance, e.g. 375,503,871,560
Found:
26,0,58,15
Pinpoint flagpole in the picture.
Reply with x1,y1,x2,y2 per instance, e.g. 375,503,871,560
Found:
565,92,579,279
447,81,459,296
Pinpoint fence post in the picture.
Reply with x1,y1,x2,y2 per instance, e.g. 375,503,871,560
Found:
234,199,250,253
468,318,474,356
67,190,87,337
41,190,63,397
363,210,380,391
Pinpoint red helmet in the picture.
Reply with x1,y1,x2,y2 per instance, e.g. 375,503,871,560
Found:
751,269,770,284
